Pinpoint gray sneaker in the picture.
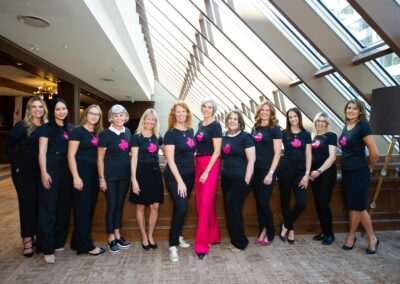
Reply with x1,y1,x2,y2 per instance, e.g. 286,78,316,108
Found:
179,236,190,248
108,240,120,254
116,236,131,249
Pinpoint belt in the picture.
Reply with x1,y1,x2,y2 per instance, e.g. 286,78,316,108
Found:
48,152,66,155
196,153,212,157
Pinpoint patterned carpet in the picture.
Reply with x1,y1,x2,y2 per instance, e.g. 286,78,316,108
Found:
1,176,399,283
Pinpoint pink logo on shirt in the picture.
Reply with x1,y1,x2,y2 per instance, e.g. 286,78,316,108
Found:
63,131,69,140
312,140,320,149
186,137,195,148
196,131,203,142
291,138,302,148
339,136,347,147
91,136,98,147
148,142,157,153
254,132,262,142
223,144,231,154
119,139,129,151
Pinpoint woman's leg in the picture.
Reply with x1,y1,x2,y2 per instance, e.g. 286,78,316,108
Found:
148,203,159,244
136,204,148,244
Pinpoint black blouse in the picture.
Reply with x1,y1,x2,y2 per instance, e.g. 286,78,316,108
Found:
252,125,282,169
131,133,163,164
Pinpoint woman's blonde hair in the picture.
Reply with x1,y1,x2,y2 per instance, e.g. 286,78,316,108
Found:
253,101,279,129
344,99,368,123
312,112,330,138
136,108,160,136
23,96,48,137
80,104,103,137
168,101,192,129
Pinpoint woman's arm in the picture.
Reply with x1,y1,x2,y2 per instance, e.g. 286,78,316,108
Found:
97,147,107,192
67,141,83,190
244,146,256,185
364,135,379,171
310,145,337,180
199,137,221,184
299,144,312,189
38,137,51,189
164,145,187,197
264,139,282,185
130,147,140,195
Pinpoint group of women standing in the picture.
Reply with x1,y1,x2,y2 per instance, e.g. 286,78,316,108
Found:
5,95,380,265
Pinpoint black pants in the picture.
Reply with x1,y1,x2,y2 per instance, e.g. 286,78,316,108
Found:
105,179,130,234
11,168,40,238
164,169,194,247
311,165,336,236
70,161,99,253
278,159,307,230
221,174,250,250
252,167,275,241
37,155,72,255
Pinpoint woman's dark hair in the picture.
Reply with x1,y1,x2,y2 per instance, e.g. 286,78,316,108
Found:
225,110,246,131
48,97,69,131
284,107,305,137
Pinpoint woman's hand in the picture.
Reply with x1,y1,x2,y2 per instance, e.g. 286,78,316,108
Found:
41,173,52,190
244,174,252,185
309,170,320,180
299,175,309,189
132,179,140,195
99,178,107,192
263,173,273,185
199,171,209,184
177,181,187,198
73,176,84,191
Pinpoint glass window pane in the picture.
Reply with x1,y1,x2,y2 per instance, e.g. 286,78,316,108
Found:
375,53,400,84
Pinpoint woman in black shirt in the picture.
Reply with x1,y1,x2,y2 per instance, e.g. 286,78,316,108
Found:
130,109,164,250
221,110,255,252
251,101,282,246
278,107,311,244
68,105,105,255
309,112,337,245
5,96,48,257
38,97,73,264
164,101,196,262
98,104,132,254
339,99,379,254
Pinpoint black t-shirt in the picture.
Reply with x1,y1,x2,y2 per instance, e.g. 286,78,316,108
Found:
252,125,283,169
282,129,312,161
164,128,196,177
195,120,222,154
221,131,254,178
98,128,131,181
39,122,74,155
339,121,372,170
311,132,337,169
131,133,163,164
69,126,99,164
5,121,41,172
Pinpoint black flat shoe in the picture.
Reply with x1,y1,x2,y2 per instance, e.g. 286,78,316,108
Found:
322,235,335,245
149,242,158,250
342,237,356,250
287,238,295,245
197,253,207,260
88,247,106,256
366,239,379,255
142,242,151,251
313,233,325,241
279,223,286,242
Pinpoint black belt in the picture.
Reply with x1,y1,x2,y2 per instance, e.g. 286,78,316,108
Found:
48,152,66,155
196,153,212,157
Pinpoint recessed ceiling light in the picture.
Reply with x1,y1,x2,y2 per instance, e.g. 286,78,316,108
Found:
16,62,23,66
17,15,50,28
100,77,114,82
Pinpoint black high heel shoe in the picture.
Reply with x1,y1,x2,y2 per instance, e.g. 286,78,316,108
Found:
287,230,295,245
279,223,287,242
23,238,34,258
342,237,357,250
366,239,379,255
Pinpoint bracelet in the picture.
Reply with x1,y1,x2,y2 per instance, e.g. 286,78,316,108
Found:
317,169,322,174
98,176,104,180
305,172,310,175
269,171,274,175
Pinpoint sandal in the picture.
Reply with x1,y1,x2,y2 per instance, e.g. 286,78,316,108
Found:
23,238,34,258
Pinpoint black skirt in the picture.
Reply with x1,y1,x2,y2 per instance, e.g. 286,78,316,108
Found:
342,167,370,211
129,162,164,205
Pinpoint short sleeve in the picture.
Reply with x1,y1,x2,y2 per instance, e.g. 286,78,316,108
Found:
131,134,140,147
327,132,338,146
69,127,81,141
360,122,372,138
272,126,283,139
163,130,174,145
212,122,223,138
98,131,108,148
244,133,255,149
304,131,312,144
39,124,50,138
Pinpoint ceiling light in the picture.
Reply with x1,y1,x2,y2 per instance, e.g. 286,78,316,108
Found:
16,62,23,66
17,15,50,28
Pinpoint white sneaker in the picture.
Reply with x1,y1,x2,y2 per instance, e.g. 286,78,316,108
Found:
179,236,190,248
169,246,179,262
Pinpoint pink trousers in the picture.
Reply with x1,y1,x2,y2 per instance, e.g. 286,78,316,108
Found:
194,156,221,254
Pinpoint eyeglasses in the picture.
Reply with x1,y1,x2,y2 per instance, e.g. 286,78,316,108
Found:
88,112,100,117
316,120,327,124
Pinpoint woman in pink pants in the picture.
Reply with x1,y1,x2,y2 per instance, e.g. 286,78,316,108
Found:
194,98,222,260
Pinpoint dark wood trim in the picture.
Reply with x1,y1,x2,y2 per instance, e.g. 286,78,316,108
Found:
314,64,335,78
0,76,37,93
353,43,392,65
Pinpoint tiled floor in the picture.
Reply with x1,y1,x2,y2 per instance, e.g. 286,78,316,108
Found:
0,176,399,283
